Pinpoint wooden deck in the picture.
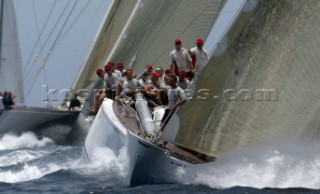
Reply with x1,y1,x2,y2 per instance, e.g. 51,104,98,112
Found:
113,100,211,164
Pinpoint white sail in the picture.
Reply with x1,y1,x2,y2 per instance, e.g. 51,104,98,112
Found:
106,0,225,72
0,0,24,104
170,0,320,157
72,0,139,92
73,0,226,92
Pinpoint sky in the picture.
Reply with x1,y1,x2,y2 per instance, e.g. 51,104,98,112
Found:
13,0,112,107
12,0,244,108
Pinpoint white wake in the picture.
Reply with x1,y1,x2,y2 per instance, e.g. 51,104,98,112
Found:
175,142,320,189
0,132,53,150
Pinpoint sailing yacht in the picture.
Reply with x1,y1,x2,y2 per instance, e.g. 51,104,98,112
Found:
0,0,79,143
78,0,259,185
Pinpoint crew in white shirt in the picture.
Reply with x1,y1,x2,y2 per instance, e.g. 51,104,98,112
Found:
177,70,190,90
122,69,141,99
159,74,187,132
116,61,125,79
170,39,194,79
104,63,119,99
189,38,208,72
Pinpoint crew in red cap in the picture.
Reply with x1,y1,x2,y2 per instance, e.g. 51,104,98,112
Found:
145,64,153,76
165,68,172,75
150,71,161,89
163,68,172,87
175,39,182,44
104,63,113,72
96,68,104,78
170,38,193,80
117,61,125,77
177,70,190,90
104,62,120,100
189,38,208,74
196,38,204,44
117,61,125,75
117,61,124,67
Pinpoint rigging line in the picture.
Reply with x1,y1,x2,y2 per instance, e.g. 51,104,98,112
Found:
132,0,166,64
57,0,104,89
57,0,93,44
25,0,78,95
136,0,181,64
25,1,71,90
31,0,49,89
22,0,58,78
40,0,78,63
152,2,210,65
25,0,79,99
24,0,72,84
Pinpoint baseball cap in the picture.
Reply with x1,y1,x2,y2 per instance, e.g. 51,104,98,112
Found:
151,71,161,77
107,61,114,66
117,61,124,67
104,64,112,70
196,38,204,44
179,70,186,75
175,39,182,44
96,68,103,74
146,64,153,69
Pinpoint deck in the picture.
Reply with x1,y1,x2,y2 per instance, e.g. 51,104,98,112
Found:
113,100,211,164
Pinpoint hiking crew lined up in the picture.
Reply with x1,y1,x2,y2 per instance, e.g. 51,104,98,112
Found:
91,38,208,125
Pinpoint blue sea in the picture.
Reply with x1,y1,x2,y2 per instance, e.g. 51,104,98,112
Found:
0,132,319,194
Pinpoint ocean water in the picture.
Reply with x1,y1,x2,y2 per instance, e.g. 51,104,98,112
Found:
0,132,319,193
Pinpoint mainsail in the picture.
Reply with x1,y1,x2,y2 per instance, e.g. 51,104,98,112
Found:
169,0,320,157
0,0,24,104
106,0,225,72
72,0,226,92
72,0,139,92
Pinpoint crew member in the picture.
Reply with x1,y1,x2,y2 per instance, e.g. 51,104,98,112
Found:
170,39,193,80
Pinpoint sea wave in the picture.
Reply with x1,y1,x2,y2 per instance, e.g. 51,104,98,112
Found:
74,147,130,187
175,142,320,189
0,132,53,150
0,150,49,167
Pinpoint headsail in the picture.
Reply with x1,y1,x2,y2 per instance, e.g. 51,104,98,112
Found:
0,0,24,104
168,0,320,157
72,0,139,92
106,0,226,72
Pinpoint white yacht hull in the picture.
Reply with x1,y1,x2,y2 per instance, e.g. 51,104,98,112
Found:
83,99,189,186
